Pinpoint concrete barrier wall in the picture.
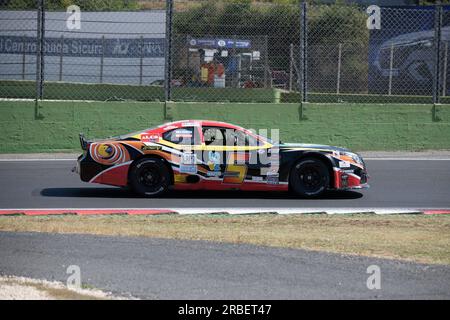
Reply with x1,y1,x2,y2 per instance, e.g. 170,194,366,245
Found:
1,100,449,153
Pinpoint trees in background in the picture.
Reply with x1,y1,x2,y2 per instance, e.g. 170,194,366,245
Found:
4,0,139,10
174,0,369,90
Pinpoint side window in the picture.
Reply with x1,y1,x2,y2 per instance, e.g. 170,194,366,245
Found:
247,133,259,146
203,127,261,147
163,127,198,145
226,129,259,147
203,127,226,146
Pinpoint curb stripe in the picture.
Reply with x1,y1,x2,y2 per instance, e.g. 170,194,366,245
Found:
1,208,450,216
0,209,176,216
423,210,450,215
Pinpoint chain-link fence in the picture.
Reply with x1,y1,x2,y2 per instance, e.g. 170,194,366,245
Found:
0,1,448,104
0,0,167,101
0,4,38,100
169,0,299,103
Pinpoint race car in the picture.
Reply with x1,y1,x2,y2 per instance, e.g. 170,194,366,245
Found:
75,120,369,197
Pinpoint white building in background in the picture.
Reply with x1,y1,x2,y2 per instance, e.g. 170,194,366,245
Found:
0,10,166,85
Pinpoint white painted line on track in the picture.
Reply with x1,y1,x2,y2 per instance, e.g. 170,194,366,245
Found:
174,208,427,215
173,207,449,213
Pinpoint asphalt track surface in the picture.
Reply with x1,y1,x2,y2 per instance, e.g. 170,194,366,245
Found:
0,231,449,299
0,159,449,209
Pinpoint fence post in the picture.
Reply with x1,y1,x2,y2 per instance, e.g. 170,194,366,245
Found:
59,35,63,81
100,35,104,84
433,3,443,107
186,35,190,78
40,1,45,99
35,0,45,119
299,0,308,120
139,36,144,85
336,43,342,95
164,0,173,103
233,34,239,87
35,1,41,107
388,42,394,96
289,43,294,91
443,41,448,97
264,35,269,88
22,35,26,80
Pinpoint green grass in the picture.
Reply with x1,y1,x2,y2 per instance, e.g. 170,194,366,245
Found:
281,91,446,104
1,214,449,265
2,79,448,104
0,80,280,103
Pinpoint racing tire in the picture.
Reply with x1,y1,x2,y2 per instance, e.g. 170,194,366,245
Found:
290,158,330,197
129,158,171,197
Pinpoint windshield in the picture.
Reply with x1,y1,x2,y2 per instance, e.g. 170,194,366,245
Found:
249,130,280,145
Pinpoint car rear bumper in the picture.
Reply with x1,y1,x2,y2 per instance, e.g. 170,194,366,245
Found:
74,153,101,183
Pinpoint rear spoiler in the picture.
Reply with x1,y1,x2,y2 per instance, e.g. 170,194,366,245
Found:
79,133,89,151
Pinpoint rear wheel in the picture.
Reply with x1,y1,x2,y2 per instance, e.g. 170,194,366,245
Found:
129,158,171,197
290,158,330,197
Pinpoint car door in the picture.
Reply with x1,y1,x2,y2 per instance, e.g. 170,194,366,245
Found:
201,126,272,185
228,128,277,184
161,126,202,175
201,126,227,179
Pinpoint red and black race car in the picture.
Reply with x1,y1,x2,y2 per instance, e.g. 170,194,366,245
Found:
75,120,369,197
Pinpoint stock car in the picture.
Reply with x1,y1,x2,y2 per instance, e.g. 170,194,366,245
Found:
75,120,369,197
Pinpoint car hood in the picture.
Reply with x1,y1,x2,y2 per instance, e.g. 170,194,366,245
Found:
277,143,351,153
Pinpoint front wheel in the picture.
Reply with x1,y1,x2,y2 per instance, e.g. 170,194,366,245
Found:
129,158,171,197
289,158,330,197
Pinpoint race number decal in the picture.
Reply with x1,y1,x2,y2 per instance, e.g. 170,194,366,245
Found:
223,152,247,184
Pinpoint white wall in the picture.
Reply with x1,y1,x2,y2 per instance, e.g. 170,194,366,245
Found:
0,10,166,85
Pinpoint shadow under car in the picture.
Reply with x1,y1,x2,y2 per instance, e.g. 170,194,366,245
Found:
40,187,363,200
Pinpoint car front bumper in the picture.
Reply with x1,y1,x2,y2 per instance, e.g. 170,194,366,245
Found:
333,167,369,190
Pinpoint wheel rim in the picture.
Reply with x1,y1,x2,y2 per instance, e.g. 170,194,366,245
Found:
138,166,162,188
298,165,325,193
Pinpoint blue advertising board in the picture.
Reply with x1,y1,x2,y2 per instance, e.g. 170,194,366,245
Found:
0,35,165,58
188,37,251,49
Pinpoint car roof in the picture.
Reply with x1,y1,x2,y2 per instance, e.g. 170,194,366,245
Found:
159,120,243,131
140,119,268,142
